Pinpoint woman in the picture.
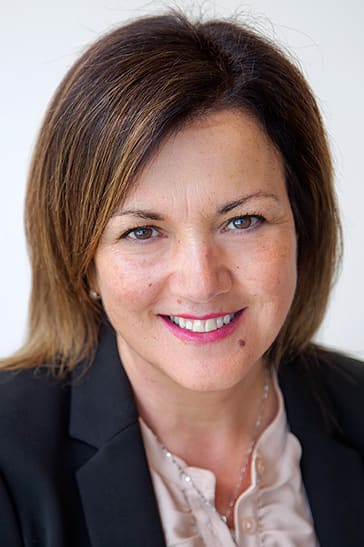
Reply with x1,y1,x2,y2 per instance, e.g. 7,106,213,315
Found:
0,11,363,547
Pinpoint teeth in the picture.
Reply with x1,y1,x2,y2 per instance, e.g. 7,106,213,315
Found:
192,320,204,333
169,313,236,333
216,317,224,328
205,319,217,332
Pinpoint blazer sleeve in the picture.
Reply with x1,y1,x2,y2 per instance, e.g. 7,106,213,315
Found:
0,472,23,546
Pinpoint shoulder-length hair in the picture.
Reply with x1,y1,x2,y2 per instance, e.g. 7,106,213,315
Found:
1,11,341,374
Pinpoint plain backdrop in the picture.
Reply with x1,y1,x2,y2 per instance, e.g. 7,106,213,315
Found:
1,0,363,359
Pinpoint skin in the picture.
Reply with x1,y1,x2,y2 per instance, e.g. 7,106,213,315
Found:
93,109,297,519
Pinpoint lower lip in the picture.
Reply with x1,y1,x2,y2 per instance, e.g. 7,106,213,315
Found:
160,310,245,344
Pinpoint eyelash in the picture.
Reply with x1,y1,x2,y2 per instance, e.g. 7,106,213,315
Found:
120,214,265,241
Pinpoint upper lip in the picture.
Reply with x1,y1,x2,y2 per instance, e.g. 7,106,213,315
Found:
162,310,242,320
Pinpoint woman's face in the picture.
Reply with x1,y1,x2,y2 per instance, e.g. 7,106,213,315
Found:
93,110,297,392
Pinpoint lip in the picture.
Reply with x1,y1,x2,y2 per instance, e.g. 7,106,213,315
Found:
160,309,245,344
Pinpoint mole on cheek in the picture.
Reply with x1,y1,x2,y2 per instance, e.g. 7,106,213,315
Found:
148,283,153,288
177,299,182,304
238,339,246,347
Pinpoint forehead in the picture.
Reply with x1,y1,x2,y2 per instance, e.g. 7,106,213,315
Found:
118,109,286,210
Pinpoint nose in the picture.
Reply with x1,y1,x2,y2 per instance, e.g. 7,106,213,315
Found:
169,237,232,303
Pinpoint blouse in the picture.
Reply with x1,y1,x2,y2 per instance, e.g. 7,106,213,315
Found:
139,373,319,546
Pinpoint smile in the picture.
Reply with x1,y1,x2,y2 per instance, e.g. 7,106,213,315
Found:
161,309,244,344
168,313,236,333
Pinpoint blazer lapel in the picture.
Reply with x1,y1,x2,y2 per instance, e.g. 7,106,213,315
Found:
69,324,166,547
279,362,364,547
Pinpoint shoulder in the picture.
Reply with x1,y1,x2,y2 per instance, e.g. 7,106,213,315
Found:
279,345,364,400
317,348,364,378
0,365,70,412
0,366,96,545
301,348,364,409
0,366,71,462
279,346,364,451
315,350,364,447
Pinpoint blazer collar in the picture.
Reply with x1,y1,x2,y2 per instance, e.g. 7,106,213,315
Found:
279,361,364,547
69,323,166,547
69,322,137,447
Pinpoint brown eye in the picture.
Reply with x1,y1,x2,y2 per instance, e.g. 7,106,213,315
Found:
126,226,158,240
232,216,252,229
227,215,264,231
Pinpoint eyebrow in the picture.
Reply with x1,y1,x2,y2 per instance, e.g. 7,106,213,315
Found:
113,191,280,220
112,209,165,220
217,191,280,214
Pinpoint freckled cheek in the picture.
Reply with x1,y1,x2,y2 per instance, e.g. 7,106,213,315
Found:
240,243,297,302
266,252,297,304
97,255,168,311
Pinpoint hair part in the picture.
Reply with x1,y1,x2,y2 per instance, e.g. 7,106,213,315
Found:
1,10,341,374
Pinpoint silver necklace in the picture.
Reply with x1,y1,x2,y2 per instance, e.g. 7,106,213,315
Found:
158,367,270,525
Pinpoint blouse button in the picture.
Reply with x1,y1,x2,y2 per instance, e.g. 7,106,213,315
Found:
241,516,257,535
255,456,265,478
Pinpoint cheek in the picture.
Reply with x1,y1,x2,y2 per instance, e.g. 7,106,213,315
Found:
269,249,297,310
95,251,166,312
241,238,297,305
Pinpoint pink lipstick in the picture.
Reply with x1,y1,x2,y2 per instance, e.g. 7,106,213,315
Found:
160,309,244,344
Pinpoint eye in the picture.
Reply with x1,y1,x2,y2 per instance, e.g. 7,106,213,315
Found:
122,226,159,240
226,215,264,231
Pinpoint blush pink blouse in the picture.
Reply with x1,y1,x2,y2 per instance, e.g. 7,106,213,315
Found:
139,373,319,546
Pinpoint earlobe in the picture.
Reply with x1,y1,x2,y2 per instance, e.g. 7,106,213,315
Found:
89,289,101,300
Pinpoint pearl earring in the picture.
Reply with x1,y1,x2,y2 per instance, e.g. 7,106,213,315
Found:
89,289,100,300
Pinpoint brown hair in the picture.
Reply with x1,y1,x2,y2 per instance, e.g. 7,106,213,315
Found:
1,11,341,374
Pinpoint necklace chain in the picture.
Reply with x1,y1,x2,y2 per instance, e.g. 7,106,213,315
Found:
158,367,270,525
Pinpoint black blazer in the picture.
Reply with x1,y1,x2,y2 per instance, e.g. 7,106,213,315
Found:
1,325,364,546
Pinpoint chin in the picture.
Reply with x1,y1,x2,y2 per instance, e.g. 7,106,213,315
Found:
164,359,256,394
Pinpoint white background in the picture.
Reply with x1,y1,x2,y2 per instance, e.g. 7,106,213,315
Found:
1,0,363,359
